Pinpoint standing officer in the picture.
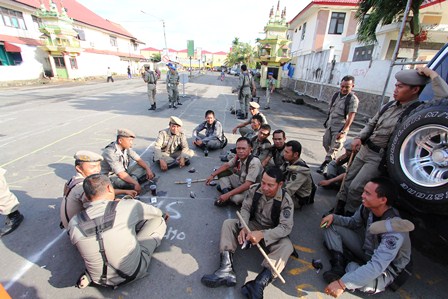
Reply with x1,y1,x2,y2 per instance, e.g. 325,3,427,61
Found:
60,151,137,229
192,110,226,155
69,174,167,288
282,141,314,209
233,64,256,119
265,72,276,109
206,137,263,207
143,64,158,111
262,129,286,167
232,102,268,137
321,177,412,297
166,64,180,109
201,167,294,299
318,75,359,174
334,67,448,215
0,167,24,237
154,116,194,171
101,129,154,194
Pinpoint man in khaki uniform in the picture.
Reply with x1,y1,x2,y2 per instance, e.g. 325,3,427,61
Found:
60,151,137,229
101,129,154,194
201,168,294,298
0,167,24,237
69,174,167,288
335,67,448,215
154,116,194,171
207,137,263,206
318,75,359,174
251,124,272,163
262,129,286,167
166,64,180,109
233,64,256,119
233,102,268,137
143,64,158,111
282,141,313,209
265,72,276,109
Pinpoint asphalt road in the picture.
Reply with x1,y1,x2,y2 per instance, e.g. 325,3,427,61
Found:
0,73,447,299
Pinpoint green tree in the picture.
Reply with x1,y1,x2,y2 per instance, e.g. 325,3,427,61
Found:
151,53,161,62
356,0,425,61
225,37,256,68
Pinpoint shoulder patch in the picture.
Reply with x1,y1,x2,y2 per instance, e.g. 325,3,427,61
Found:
291,174,297,181
383,235,399,250
283,208,291,219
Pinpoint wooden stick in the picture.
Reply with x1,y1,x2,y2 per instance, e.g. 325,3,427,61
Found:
339,151,355,191
174,178,207,184
236,211,286,284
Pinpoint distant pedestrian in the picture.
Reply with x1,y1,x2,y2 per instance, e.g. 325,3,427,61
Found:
127,66,131,79
106,67,114,83
143,64,158,111
265,72,276,109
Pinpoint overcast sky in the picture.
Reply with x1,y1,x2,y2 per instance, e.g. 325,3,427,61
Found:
77,0,310,52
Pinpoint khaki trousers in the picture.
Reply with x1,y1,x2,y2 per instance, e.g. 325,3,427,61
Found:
219,219,293,275
218,174,248,205
0,172,19,215
147,83,156,105
322,127,346,162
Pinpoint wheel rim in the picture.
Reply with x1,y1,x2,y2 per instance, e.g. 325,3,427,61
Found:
400,124,448,188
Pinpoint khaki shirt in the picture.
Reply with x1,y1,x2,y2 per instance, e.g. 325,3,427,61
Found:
144,70,157,84
227,155,263,185
237,72,253,95
251,137,271,163
283,160,312,206
166,71,179,89
68,199,163,286
328,92,359,127
267,77,276,90
267,146,285,167
240,185,294,246
101,142,140,175
60,173,87,229
154,128,190,161
359,75,448,149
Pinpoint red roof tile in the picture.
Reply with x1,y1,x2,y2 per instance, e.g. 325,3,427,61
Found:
14,0,137,39
213,51,228,55
177,49,188,53
289,0,359,24
0,34,42,46
141,47,162,52
84,48,145,59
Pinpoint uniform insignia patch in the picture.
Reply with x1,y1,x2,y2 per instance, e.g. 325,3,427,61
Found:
384,235,399,250
283,209,291,219
292,174,297,181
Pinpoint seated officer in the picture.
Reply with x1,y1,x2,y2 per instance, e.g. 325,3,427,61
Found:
243,114,263,140
262,129,286,167
206,137,262,207
154,116,194,171
251,124,272,163
282,141,314,209
69,174,168,288
193,110,226,155
101,129,154,194
201,167,294,299
321,177,412,297
232,102,268,137
60,151,137,229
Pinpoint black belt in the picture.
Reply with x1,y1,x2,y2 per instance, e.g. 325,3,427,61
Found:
365,139,384,153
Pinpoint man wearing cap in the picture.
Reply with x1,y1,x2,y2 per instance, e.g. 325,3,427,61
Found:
334,67,448,216
265,72,276,109
232,102,268,137
233,64,256,119
143,64,158,111
317,76,359,175
154,116,194,171
166,64,181,109
101,129,154,194
0,167,24,237
60,151,137,229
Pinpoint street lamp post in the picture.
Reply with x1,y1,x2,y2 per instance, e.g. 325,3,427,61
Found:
141,10,168,54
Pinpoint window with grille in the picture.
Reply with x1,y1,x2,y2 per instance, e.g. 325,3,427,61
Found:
328,12,345,35
1,7,27,30
54,56,66,68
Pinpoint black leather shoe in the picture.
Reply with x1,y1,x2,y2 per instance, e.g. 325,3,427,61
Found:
316,161,329,174
241,268,273,299
1,211,24,237
177,102,183,105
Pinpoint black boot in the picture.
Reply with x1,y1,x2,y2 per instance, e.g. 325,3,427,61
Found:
333,200,346,215
1,210,24,237
201,251,236,288
241,267,273,299
317,161,329,174
148,104,156,110
323,251,346,283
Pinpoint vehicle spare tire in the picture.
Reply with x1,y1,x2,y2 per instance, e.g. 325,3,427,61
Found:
387,98,448,208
